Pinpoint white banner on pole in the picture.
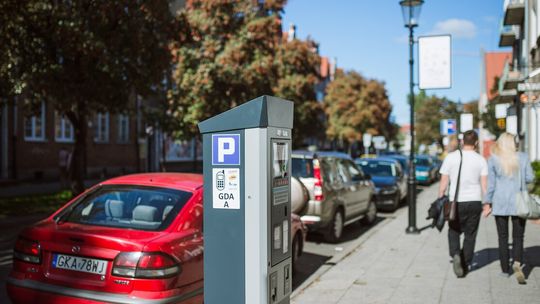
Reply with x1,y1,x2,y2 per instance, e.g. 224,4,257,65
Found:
495,103,510,119
506,115,518,135
419,35,452,90
460,113,474,132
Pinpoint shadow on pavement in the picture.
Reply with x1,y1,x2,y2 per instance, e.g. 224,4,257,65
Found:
292,252,330,290
471,245,540,278
306,216,385,244
523,246,540,278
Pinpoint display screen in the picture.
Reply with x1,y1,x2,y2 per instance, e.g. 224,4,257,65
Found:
272,142,289,180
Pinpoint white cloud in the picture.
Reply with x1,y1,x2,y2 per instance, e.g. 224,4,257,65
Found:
428,19,477,39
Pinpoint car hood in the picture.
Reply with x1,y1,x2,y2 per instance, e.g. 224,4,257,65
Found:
370,176,397,187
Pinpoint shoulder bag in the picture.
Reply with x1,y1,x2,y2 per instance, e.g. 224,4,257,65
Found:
515,161,540,219
444,149,462,221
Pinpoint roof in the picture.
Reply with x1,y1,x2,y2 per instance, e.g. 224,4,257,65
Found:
320,57,329,78
484,51,512,101
355,157,400,164
101,173,203,192
292,150,352,160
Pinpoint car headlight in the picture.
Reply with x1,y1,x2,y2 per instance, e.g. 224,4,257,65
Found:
416,171,429,177
381,185,398,194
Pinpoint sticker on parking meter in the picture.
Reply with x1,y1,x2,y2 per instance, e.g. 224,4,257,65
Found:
212,168,240,209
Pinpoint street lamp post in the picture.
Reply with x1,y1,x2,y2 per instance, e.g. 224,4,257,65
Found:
400,0,423,234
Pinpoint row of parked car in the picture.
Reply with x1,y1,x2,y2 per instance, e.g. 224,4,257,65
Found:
6,151,441,303
291,151,442,243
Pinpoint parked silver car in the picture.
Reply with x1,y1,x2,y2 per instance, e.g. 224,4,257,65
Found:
291,151,377,242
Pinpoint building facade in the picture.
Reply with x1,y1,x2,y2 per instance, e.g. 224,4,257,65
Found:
498,0,540,160
0,99,141,182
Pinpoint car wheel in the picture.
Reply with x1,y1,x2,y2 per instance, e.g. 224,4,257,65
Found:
292,233,302,274
325,208,344,243
361,200,377,225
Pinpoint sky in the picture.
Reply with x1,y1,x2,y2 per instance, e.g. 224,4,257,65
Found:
282,0,507,124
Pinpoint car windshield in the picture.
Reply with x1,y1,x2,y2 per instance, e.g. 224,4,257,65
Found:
415,157,431,167
292,158,314,178
60,185,193,231
358,161,396,177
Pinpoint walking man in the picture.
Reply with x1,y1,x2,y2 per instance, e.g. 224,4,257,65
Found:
438,130,488,277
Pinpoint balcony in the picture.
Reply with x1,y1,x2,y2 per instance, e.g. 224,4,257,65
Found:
499,61,522,92
503,0,525,25
497,89,518,102
499,25,519,47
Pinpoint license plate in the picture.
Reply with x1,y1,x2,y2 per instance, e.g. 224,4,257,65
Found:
52,254,108,275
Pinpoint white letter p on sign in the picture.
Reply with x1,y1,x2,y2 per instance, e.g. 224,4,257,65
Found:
217,137,235,162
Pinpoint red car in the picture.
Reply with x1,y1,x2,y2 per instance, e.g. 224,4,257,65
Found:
7,173,204,304
7,173,306,303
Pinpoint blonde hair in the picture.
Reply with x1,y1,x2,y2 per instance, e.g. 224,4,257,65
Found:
492,133,519,176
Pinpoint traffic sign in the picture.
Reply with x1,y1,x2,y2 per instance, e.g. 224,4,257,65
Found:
460,113,473,132
496,118,506,129
372,136,387,150
440,119,456,135
363,133,372,147
518,82,540,91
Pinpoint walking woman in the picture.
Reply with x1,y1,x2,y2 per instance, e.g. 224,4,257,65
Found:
483,133,534,284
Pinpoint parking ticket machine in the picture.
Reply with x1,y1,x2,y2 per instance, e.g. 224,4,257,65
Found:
198,95,293,304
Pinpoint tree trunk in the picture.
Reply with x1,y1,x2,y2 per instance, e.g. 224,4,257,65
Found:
67,103,87,196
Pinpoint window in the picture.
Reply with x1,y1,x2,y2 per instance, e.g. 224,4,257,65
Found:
24,102,46,141
345,160,364,180
336,159,351,183
55,112,74,142
56,185,193,231
94,113,109,143
117,114,129,143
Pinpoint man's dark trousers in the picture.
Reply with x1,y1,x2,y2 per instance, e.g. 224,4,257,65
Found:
448,201,483,267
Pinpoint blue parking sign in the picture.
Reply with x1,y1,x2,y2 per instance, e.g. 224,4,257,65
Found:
212,134,240,165
440,119,456,135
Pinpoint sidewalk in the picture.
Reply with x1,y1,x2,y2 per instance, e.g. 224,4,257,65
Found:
292,184,540,304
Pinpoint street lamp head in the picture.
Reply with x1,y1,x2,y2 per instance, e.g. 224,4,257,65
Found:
457,100,464,112
400,0,424,28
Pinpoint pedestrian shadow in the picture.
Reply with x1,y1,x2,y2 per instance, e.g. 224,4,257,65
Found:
523,246,540,278
471,248,499,271
472,246,540,278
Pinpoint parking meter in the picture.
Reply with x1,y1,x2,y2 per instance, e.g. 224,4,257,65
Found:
198,95,294,304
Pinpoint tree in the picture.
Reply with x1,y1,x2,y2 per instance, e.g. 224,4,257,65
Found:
168,0,322,146
414,93,459,145
1,1,178,194
324,70,395,150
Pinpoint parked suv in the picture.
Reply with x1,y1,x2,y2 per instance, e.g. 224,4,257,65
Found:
291,151,376,242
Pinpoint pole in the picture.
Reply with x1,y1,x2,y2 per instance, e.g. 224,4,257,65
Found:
406,23,419,234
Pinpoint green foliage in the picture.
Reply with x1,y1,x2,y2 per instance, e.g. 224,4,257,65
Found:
324,70,396,145
481,102,504,138
415,93,460,145
168,0,323,146
0,1,178,193
0,190,72,217
531,161,540,196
